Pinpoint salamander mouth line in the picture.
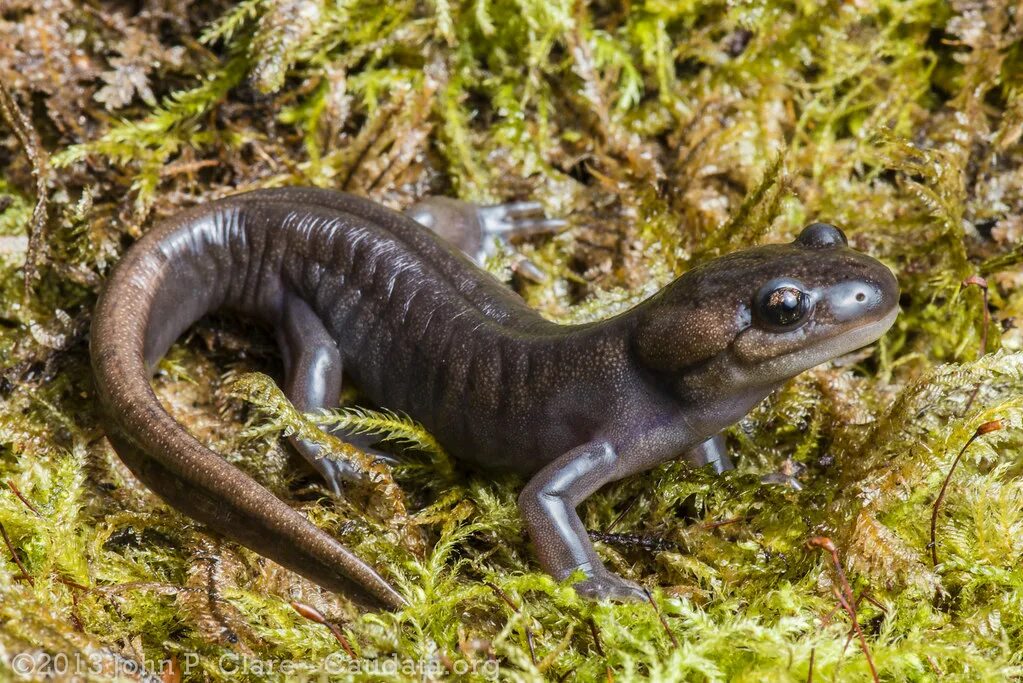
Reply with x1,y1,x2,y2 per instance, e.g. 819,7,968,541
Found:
732,303,899,379
784,304,900,366
832,305,900,351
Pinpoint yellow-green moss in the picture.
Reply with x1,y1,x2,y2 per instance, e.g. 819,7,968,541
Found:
1,0,1023,680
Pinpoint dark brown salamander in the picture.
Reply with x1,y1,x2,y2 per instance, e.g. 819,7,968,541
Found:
90,187,899,609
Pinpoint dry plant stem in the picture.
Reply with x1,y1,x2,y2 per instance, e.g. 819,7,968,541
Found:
68,589,84,632
807,536,879,683
588,530,679,551
644,589,679,648
839,594,859,657
7,479,41,516
203,556,237,644
290,601,358,659
591,518,748,551
860,591,887,614
0,82,50,294
0,521,32,585
702,516,747,530
160,159,220,177
588,618,613,683
485,582,536,665
56,576,90,591
833,587,880,683
841,592,880,655
605,496,637,533
807,537,854,609
822,589,873,661
930,420,1003,566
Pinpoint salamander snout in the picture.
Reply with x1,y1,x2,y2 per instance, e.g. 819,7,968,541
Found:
827,270,899,324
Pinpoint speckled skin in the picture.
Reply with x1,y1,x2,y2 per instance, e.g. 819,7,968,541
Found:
90,187,899,608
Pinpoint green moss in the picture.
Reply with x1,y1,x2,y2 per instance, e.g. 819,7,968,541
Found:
2,0,1023,680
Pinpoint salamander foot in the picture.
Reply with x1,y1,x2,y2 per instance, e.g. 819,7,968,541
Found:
295,433,401,496
477,201,567,240
572,567,647,602
478,201,565,283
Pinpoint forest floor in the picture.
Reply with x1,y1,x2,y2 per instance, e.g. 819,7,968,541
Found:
1,0,1023,680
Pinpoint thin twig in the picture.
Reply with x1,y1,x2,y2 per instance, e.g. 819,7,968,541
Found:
807,536,878,683
485,582,536,665
838,590,878,659
588,530,678,552
701,515,747,530
644,589,679,648
835,586,859,658
159,159,220,177
485,581,518,611
52,574,88,632
807,537,854,608
0,521,33,586
55,576,90,591
831,585,878,682
291,601,358,659
605,496,637,533
809,584,845,683
68,587,84,632
588,618,613,683
6,479,41,516
930,420,1003,566
0,82,50,295
859,591,887,614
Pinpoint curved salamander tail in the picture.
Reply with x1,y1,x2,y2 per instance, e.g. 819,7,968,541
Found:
90,204,406,610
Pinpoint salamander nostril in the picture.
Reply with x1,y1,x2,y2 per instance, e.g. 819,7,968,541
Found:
831,281,884,321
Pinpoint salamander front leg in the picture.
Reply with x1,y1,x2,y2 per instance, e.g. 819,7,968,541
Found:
404,196,565,281
518,440,647,601
278,294,389,494
683,434,734,474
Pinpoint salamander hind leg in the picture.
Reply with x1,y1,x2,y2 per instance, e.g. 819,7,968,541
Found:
404,196,565,281
277,294,391,494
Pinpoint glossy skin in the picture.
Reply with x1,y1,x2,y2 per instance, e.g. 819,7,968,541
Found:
90,188,899,608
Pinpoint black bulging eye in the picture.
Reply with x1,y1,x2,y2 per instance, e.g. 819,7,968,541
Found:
797,223,847,248
756,282,810,328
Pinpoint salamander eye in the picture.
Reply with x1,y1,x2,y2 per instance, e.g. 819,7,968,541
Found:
755,280,811,329
797,223,847,248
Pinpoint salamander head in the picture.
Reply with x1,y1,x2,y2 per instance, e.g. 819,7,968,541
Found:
633,223,899,390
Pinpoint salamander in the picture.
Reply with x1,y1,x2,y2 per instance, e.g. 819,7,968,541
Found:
90,187,899,609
